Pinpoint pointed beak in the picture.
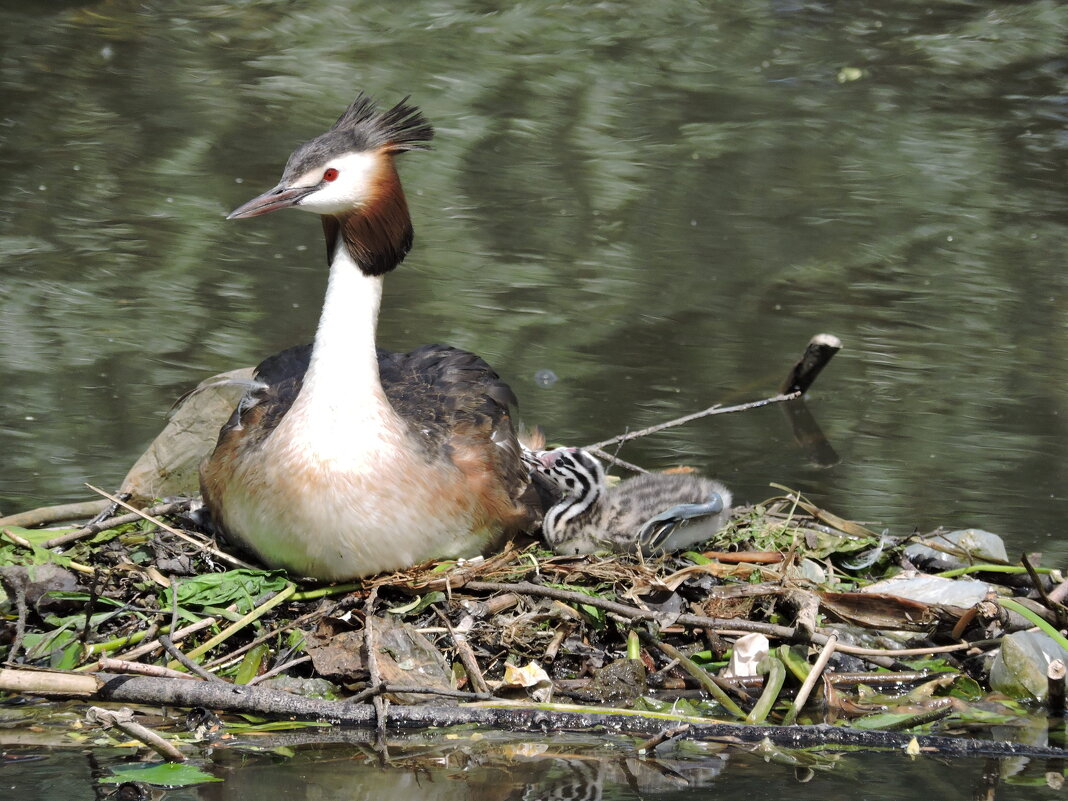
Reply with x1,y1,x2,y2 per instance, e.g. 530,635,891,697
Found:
227,182,317,220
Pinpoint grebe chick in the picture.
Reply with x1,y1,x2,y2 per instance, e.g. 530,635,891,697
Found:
199,93,538,581
529,448,732,556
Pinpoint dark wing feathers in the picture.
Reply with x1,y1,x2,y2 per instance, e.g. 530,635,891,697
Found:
216,342,521,466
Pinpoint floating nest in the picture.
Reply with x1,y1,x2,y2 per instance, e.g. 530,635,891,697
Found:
1,485,1066,768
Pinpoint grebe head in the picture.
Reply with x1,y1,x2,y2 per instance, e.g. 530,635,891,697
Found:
530,447,606,499
227,93,434,275
227,93,433,220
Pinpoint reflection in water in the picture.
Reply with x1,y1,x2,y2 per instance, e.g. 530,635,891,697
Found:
0,0,1065,569
5,733,1063,801
201,737,728,801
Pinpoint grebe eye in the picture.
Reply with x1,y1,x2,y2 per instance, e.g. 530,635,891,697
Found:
323,168,339,182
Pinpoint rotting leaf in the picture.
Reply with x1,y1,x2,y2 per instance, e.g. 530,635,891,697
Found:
818,591,937,631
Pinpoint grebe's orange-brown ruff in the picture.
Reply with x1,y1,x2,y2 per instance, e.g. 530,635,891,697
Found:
200,94,537,580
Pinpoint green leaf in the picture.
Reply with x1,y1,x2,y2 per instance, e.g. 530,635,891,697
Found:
161,569,289,614
100,762,222,786
388,591,445,616
1,526,77,544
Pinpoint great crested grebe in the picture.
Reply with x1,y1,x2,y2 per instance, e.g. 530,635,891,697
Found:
529,448,732,556
199,93,538,580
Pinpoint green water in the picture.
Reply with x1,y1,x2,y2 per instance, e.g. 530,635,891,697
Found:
1,0,1067,794
4,729,1065,800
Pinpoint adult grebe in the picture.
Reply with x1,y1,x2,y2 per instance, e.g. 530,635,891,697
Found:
200,93,537,580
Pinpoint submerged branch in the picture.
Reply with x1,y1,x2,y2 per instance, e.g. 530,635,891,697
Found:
2,669,1065,760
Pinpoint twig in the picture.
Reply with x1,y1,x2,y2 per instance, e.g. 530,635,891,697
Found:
640,632,746,720
0,500,109,529
580,333,844,454
1022,552,1067,629
42,501,187,549
96,658,197,680
246,655,312,686
584,392,801,452
362,588,388,739
96,615,220,662
782,630,838,726
6,577,28,663
84,484,256,570
587,447,650,475
167,584,296,668
87,706,185,762
636,723,692,755
348,682,492,705
200,608,323,670
1,528,94,575
436,610,490,695
160,635,225,683
464,581,796,640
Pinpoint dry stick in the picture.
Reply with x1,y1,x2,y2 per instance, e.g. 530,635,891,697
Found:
4,669,1067,759
0,500,109,529
201,608,323,670
1049,576,1068,606
96,658,196,680
348,682,492,705
101,615,219,663
544,624,570,662
362,588,388,740
84,484,256,570
160,576,225,683
583,332,839,457
1022,553,1068,630
1048,660,1066,717
6,579,28,663
246,655,312,686
464,581,796,640
436,610,490,695
168,585,296,668
42,501,187,549
782,630,839,726
1,528,94,575
159,636,223,683
636,723,692,755
87,706,186,762
587,448,651,475
584,392,802,453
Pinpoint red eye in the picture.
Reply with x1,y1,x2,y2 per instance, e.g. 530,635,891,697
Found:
323,168,339,182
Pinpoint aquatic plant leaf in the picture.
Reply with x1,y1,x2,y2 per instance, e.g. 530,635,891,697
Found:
100,762,222,786
161,569,289,613
388,591,445,616
222,719,330,733
852,711,933,730
1,526,77,545
748,737,841,768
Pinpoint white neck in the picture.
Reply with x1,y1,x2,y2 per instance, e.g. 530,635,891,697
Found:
290,234,394,431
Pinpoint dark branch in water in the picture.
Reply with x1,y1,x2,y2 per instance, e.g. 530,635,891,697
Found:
2,668,1066,760
585,333,841,454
